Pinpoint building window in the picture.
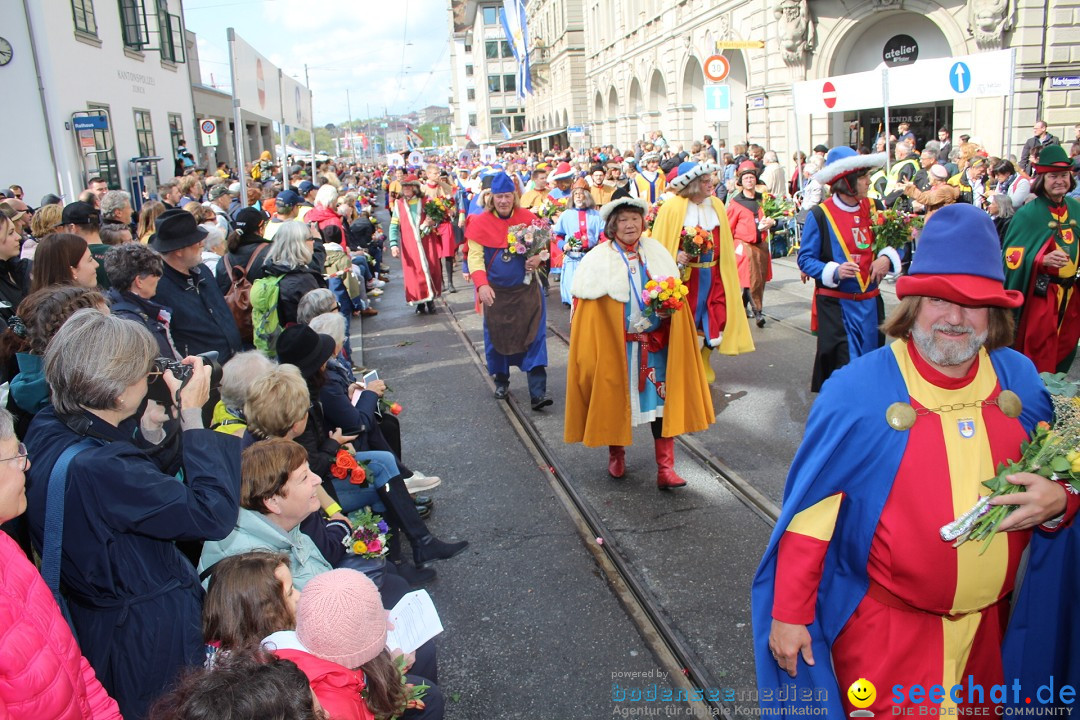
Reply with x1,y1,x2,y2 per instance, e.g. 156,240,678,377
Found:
501,40,513,58
503,74,516,93
86,104,120,189
464,42,472,52
157,0,185,63
168,113,184,158
513,115,525,132
118,0,147,48
465,65,473,77
467,88,475,101
482,6,498,24
71,0,98,36
134,109,156,157
468,114,477,127
487,75,501,93
491,116,510,135
485,41,499,59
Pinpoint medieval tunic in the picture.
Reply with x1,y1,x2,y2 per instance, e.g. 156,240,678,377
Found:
650,195,754,354
465,207,548,377
727,191,774,312
421,181,458,260
634,170,667,204
1002,194,1080,373
552,206,603,306
564,237,713,446
389,197,443,305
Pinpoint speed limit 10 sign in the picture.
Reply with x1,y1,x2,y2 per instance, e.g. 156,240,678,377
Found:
704,54,730,82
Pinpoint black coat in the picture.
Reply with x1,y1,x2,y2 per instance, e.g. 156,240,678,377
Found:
214,236,272,295
260,260,325,326
348,217,376,251
153,262,243,361
0,256,30,332
106,288,177,360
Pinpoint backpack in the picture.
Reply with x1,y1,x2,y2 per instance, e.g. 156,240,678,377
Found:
250,274,284,355
222,243,270,343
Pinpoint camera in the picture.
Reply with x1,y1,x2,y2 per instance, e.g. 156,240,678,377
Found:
147,351,223,406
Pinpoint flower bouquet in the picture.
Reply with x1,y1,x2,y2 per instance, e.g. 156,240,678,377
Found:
760,192,795,222
505,221,552,285
420,197,454,236
343,508,391,557
870,208,924,253
330,449,369,486
941,373,1080,551
645,197,667,233
535,195,567,222
679,225,714,260
640,276,689,321
564,231,589,258
393,654,431,716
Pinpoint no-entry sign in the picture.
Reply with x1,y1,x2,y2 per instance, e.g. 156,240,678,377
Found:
822,82,837,109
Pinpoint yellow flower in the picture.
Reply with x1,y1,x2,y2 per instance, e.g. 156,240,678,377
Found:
352,540,368,554
659,281,669,290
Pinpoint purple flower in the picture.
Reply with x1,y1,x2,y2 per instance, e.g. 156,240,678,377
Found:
377,521,389,532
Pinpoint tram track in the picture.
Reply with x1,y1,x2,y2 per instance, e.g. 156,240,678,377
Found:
438,295,784,719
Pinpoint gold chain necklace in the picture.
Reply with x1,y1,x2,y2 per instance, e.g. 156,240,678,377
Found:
885,390,1022,431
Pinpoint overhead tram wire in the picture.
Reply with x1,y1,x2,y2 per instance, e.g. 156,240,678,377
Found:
390,0,411,113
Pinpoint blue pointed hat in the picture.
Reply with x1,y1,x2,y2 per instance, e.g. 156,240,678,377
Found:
895,204,1024,308
490,173,516,194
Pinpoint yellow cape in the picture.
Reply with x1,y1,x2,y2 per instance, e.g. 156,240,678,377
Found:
564,295,714,447
648,195,755,356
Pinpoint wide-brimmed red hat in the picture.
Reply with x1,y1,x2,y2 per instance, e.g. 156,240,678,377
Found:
896,204,1023,308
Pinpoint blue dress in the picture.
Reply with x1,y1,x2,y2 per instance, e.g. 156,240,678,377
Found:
554,207,603,306
624,253,667,425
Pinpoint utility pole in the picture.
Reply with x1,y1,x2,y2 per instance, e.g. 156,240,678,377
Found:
305,64,315,174
346,89,358,163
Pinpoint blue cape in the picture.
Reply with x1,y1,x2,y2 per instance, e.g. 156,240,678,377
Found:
751,344,1050,715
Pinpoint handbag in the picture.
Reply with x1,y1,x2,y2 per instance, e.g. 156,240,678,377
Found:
41,438,99,638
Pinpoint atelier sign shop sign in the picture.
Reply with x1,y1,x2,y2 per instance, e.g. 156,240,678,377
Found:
883,34,919,67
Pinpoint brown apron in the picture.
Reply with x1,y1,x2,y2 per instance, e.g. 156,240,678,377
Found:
486,280,543,355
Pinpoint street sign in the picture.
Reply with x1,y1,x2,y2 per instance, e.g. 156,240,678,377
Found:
72,115,109,132
704,84,731,122
822,81,837,109
714,40,764,50
749,96,766,109
949,61,971,93
200,118,219,147
704,55,730,82
1050,76,1080,89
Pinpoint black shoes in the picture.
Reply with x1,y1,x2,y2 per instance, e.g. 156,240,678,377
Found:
414,495,433,519
494,384,509,400
531,395,553,411
755,311,766,328
413,535,469,568
394,561,437,586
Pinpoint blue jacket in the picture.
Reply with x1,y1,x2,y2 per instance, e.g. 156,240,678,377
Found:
152,261,242,361
24,406,242,718
106,288,177,360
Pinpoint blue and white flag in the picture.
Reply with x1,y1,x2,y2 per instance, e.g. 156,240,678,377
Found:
500,121,512,140
499,0,532,98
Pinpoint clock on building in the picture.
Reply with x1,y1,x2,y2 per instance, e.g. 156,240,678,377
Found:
0,38,12,66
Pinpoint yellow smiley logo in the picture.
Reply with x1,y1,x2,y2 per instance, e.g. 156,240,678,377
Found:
847,678,876,709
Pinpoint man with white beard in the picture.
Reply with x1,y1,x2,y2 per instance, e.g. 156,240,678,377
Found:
753,203,1079,716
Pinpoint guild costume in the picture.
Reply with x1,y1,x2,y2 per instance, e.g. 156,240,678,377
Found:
552,180,604,307
1002,145,1080,373
634,153,667,204
389,175,443,314
753,205,1079,716
727,161,774,328
797,146,899,392
422,177,459,294
547,162,576,203
465,174,551,409
649,162,754,381
565,197,714,490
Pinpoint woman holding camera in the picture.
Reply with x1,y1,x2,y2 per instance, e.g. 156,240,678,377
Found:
23,309,242,719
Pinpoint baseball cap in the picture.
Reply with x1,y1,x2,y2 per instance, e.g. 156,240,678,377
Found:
61,201,100,226
276,189,303,207
227,182,242,195
234,207,269,234
298,180,316,195
208,184,231,200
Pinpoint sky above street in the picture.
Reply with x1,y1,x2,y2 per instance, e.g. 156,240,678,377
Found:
183,0,452,125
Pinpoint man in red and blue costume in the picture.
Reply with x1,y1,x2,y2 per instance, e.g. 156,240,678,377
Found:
798,146,899,392
465,172,552,410
753,204,1080,716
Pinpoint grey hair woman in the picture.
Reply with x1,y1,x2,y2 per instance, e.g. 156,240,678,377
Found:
213,349,276,435
24,307,241,719
262,220,324,326
296,287,338,325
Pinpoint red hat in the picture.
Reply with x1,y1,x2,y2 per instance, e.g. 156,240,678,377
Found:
549,162,575,181
401,174,421,186
736,161,759,179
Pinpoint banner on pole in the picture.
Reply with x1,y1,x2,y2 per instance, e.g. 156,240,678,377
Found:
228,31,282,120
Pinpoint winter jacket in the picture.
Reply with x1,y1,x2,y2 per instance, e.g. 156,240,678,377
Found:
260,260,326,327
270,639,376,720
214,236,272,296
9,353,48,419
153,262,243,361
320,360,378,440
24,407,242,719
105,288,177,360
349,216,376,251
0,531,121,719
0,256,30,334
199,508,333,590
306,205,345,235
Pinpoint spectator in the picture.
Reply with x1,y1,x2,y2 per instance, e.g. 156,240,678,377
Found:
0,406,123,719
0,214,30,332
60,201,101,246
23,203,62,260
85,177,108,208
306,185,344,235
24,309,241,719
265,190,303,240
0,199,31,238
992,159,1031,208
901,164,959,219
260,221,325,327
136,200,166,244
936,128,952,163
703,134,719,162
150,209,243,361
210,350,275,435
177,176,203,210
760,151,787,197
948,156,988,208
31,232,98,292
158,180,182,210
1020,120,1060,175
206,184,234,235
100,190,133,227
986,192,1014,246
103,243,176,359
174,138,196,177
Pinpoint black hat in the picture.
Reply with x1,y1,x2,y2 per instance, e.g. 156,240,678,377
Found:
61,201,100,226
276,325,336,378
813,144,829,154
40,193,63,207
235,207,269,234
149,208,208,253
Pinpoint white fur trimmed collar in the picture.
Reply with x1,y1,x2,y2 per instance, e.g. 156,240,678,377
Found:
571,237,680,302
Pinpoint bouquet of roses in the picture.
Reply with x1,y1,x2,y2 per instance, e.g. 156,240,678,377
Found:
330,449,369,486
760,192,795,222
506,221,552,285
535,196,567,222
420,197,454,236
941,373,1080,551
343,508,390,558
641,276,689,320
679,225,714,259
645,197,667,233
870,208,924,253
394,654,431,715
563,231,589,257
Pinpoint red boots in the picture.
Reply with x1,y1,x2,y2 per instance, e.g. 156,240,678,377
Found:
608,446,626,478
654,437,687,490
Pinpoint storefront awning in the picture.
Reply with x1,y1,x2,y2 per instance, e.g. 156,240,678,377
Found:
496,127,567,148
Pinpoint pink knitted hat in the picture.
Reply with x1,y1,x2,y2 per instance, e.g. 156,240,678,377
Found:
296,569,386,668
